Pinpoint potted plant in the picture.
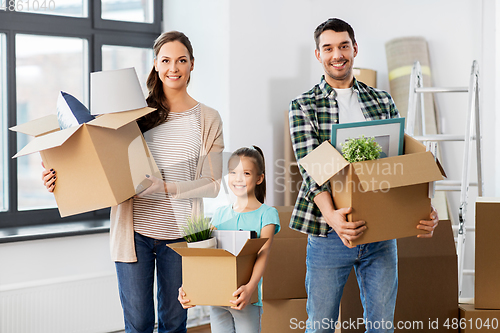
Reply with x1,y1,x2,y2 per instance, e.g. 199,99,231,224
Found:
182,215,217,249
341,135,383,163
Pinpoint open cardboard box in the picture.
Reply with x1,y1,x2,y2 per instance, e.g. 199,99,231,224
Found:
168,238,267,306
262,206,308,300
10,68,161,218
11,108,160,217
340,220,458,332
299,134,445,245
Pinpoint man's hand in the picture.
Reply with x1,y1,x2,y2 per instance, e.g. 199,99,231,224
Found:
323,207,366,248
417,205,439,238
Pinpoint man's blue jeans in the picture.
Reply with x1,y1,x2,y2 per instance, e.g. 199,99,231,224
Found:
115,232,187,333
305,231,398,333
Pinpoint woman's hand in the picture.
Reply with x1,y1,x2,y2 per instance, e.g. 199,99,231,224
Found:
41,162,56,192
178,286,195,309
229,283,256,310
135,174,166,198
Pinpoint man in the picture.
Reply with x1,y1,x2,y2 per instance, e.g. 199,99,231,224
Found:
288,18,438,333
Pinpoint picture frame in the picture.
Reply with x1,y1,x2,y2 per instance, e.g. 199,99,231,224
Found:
331,118,405,158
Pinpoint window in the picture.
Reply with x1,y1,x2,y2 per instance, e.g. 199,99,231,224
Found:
0,0,161,230
101,0,153,23
16,34,88,211
0,33,7,212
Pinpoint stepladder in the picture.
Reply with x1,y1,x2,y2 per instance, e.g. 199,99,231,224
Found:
406,60,484,301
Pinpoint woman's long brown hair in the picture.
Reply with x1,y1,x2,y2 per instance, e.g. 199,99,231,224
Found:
137,31,195,133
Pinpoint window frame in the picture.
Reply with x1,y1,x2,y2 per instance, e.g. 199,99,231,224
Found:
0,1,161,231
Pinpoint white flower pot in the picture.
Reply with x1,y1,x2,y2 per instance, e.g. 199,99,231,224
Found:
186,237,217,249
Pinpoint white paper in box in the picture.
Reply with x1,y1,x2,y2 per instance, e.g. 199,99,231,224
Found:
212,230,256,256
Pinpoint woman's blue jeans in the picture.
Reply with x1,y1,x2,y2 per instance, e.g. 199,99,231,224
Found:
305,231,398,333
115,232,187,333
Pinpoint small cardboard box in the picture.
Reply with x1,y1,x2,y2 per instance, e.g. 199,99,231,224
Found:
299,134,445,245
340,220,458,332
169,238,267,306
459,304,500,332
262,206,308,300
10,108,159,217
262,299,308,333
475,198,500,309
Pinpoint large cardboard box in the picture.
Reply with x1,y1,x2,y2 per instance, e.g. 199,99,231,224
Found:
299,134,445,245
11,108,159,217
262,299,308,333
459,304,500,332
475,198,500,309
340,220,458,332
262,206,308,300
10,107,161,217
169,238,267,306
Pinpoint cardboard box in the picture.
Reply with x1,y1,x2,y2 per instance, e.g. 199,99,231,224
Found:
262,299,308,333
353,68,377,88
262,206,308,300
459,304,500,332
169,238,267,306
340,220,458,332
299,134,445,245
475,198,500,309
10,108,159,217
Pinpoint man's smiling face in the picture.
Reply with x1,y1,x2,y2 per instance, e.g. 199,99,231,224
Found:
315,30,358,89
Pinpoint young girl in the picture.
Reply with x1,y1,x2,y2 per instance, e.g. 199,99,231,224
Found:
178,146,280,332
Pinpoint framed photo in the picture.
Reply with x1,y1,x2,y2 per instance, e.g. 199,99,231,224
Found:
331,118,405,158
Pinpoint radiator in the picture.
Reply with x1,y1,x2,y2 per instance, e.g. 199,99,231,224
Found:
0,273,124,333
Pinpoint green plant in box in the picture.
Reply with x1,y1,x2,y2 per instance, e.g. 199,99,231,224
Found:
182,215,214,243
341,135,383,163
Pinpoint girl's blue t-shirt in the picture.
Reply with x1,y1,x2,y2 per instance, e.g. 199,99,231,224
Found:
211,203,281,306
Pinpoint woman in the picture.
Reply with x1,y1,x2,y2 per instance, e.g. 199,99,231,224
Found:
43,31,224,333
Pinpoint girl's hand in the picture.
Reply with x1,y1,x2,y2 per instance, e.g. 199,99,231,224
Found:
135,174,166,198
229,283,256,310
178,286,195,309
41,162,56,193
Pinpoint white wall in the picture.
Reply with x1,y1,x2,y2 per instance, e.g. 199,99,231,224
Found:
1,1,497,331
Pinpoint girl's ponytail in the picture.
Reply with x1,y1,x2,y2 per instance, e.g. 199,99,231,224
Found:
251,145,266,204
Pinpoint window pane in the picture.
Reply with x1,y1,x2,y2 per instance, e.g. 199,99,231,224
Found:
101,0,153,23
14,0,87,18
0,34,7,212
102,45,153,97
16,34,88,211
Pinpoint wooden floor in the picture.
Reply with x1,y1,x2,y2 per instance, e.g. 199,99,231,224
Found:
114,324,210,333
188,324,211,333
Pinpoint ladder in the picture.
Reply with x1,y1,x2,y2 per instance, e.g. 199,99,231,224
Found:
406,60,484,300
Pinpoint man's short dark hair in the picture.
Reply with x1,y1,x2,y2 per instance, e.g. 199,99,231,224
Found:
314,18,356,50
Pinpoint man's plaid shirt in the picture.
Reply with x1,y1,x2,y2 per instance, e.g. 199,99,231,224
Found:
288,76,400,236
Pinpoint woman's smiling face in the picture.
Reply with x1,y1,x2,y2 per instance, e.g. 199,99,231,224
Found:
154,40,194,91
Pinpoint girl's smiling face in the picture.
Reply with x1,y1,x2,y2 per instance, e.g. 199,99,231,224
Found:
154,40,194,91
228,156,264,198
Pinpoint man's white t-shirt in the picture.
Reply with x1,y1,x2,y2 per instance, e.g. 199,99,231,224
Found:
335,87,366,124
